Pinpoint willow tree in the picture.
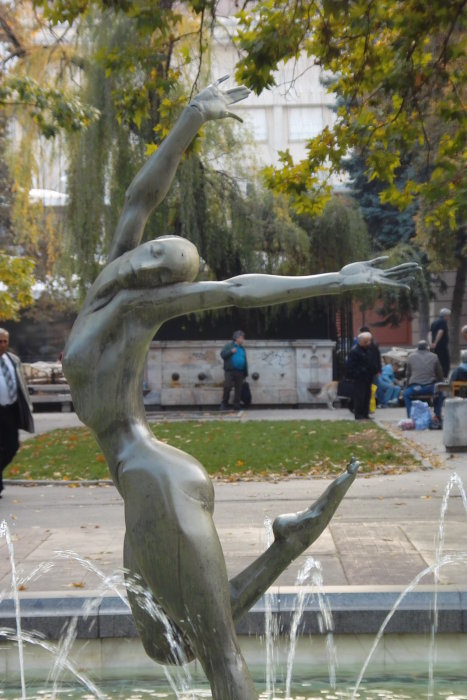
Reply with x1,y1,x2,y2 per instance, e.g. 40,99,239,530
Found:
44,0,312,311
0,0,98,320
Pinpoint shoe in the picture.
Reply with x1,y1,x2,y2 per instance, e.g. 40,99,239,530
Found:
388,399,399,406
429,417,442,430
220,403,229,411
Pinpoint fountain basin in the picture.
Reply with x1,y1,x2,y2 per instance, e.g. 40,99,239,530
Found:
1,586,467,683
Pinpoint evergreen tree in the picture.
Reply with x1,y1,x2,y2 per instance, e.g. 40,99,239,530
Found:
345,153,416,251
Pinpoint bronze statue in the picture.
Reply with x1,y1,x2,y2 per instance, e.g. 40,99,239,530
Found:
63,77,418,700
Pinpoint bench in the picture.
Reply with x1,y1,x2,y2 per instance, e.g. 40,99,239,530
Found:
28,384,74,412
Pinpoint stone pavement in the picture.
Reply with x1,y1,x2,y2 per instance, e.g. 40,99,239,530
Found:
1,406,466,598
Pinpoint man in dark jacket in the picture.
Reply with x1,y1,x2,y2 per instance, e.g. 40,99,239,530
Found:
346,331,378,420
0,329,34,496
429,308,451,378
220,330,248,411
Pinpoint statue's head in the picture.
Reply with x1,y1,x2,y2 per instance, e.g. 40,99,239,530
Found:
90,236,200,308
121,236,200,286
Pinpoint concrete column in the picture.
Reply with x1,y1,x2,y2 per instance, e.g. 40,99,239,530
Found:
443,399,467,451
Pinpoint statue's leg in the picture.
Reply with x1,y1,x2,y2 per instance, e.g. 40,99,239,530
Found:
229,458,359,619
123,533,195,664
120,463,258,700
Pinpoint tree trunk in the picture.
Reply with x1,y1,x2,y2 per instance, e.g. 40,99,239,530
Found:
450,255,467,364
417,285,430,341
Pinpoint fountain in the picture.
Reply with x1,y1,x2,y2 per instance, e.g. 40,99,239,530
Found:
3,78,420,699
1,465,467,699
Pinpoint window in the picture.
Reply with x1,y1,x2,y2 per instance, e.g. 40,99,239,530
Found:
288,107,323,141
242,109,267,141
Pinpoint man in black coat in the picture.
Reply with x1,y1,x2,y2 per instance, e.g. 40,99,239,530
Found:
0,329,34,496
429,308,451,378
346,331,379,420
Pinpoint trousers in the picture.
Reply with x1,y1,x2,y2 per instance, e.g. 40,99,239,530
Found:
222,370,245,409
0,402,20,492
403,383,444,420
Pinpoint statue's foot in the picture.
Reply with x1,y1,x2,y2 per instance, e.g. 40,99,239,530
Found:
272,457,360,550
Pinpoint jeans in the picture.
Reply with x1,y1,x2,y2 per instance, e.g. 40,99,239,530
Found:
403,383,444,420
376,378,400,406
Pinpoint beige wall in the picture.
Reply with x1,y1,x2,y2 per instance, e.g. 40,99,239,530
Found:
145,340,335,407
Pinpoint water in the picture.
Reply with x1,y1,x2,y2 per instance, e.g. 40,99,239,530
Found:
264,516,279,699
284,557,336,699
2,677,467,699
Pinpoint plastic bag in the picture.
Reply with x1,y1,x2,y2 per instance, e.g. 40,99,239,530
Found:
369,384,377,413
398,419,415,430
410,400,431,430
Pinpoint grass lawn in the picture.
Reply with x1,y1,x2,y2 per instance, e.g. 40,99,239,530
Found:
8,419,419,482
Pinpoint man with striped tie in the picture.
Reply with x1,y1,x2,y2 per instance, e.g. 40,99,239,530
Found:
0,329,34,497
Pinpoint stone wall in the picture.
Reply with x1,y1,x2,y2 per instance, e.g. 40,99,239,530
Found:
144,340,335,407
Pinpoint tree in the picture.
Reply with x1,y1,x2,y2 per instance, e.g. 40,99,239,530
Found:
0,0,100,320
0,1,98,137
235,0,466,353
235,0,466,228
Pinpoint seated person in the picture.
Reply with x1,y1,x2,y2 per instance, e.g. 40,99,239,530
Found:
376,361,401,407
450,350,467,396
403,340,444,423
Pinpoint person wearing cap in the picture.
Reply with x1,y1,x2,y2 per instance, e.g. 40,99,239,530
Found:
0,328,34,497
429,308,451,378
220,330,248,411
403,339,444,424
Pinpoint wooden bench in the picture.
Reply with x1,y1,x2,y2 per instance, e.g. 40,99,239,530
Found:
451,381,467,398
28,384,73,412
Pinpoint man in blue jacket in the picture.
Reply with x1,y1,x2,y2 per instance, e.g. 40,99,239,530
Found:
220,330,248,411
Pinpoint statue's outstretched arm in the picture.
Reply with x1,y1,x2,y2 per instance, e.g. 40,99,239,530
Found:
221,257,419,308
108,77,250,263
176,256,419,315
109,256,419,324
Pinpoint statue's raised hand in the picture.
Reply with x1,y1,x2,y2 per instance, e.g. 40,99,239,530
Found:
190,75,251,122
339,256,420,290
